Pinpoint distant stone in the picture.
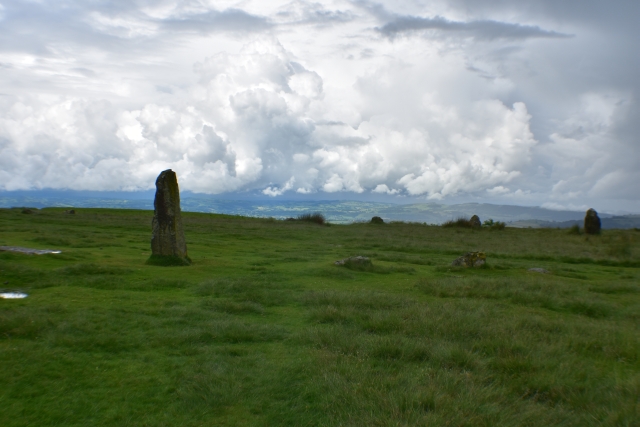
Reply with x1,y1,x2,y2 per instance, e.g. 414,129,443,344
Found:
528,268,550,274
584,208,601,235
451,252,486,267
469,215,481,228
21,208,33,214
65,209,76,214
285,217,296,221
335,256,371,266
150,169,189,264
370,216,384,224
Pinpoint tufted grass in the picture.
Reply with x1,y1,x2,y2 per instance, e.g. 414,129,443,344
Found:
0,207,638,426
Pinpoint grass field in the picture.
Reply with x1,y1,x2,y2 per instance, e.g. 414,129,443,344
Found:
1,207,639,426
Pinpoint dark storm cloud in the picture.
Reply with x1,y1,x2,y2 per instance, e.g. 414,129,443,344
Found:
274,1,356,27
0,1,271,58
376,16,572,40
160,9,271,34
445,0,640,32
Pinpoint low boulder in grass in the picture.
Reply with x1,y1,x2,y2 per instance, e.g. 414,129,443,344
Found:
335,256,371,267
469,215,481,228
584,208,601,235
370,216,384,224
451,252,486,267
529,267,550,274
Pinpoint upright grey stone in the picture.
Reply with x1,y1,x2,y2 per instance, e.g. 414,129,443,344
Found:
370,216,384,224
469,215,481,228
584,208,601,235
150,169,189,263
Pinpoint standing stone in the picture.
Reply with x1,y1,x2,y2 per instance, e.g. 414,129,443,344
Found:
469,215,481,228
584,208,601,235
370,216,384,224
150,169,189,264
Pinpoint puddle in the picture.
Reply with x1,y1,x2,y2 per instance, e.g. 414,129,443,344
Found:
0,246,61,255
0,292,28,299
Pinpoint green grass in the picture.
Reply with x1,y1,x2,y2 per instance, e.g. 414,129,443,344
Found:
0,207,639,426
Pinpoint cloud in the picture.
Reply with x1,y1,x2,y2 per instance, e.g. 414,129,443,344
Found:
160,8,271,34
376,15,572,40
541,202,589,212
372,184,398,195
0,1,638,212
263,176,295,196
275,1,356,25
0,37,538,200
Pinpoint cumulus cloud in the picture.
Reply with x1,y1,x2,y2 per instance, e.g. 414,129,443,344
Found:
0,0,638,211
263,176,296,196
372,184,399,195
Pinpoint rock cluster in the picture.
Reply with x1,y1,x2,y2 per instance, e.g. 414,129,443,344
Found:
584,208,601,235
451,252,486,267
150,169,189,263
370,216,384,224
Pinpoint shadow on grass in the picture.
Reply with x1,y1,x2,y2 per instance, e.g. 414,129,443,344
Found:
146,255,191,266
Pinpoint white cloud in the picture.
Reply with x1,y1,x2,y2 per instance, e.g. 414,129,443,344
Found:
263,176,295,196
541,202,589,212
372,184,398,194
487,186,509,194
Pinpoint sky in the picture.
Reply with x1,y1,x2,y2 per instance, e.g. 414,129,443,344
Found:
0,0,638,212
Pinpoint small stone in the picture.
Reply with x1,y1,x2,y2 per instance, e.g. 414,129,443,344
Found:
469,215,481,228
21,209,33,214
451,252,486,267
65,209,76,214
584,208,601,235
528,268,550,274
150,169,189,263
335,256,371,266
370,216,384,224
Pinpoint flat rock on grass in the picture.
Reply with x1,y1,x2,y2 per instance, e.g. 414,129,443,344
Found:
335,256,370,266
528,267,550,274
451,252,486,267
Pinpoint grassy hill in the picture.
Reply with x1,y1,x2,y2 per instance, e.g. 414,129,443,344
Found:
6,192,637,226
510,215,640,230
1,207,639,426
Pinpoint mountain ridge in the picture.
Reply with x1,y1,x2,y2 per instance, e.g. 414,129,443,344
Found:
2,192,639,228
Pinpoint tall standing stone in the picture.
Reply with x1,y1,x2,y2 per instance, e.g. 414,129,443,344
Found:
150,169,189,264
469,215,481,228
584,208,601,235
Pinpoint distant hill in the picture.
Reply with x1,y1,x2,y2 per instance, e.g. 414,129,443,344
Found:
2,191,639,228
509,215,640,230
